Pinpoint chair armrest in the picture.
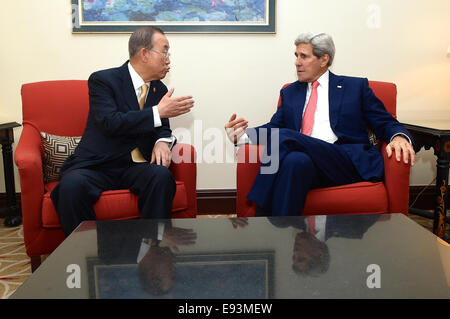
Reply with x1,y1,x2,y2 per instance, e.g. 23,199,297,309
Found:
381,141,411,214
14,123,46,250
14,124,44,195
170,143,197,214
236,144,265,216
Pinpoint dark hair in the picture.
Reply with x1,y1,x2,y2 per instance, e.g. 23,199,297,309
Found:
128,26,165,58
292,244,330,277
137,247,176,296
138,270,168,296
292,234,330,277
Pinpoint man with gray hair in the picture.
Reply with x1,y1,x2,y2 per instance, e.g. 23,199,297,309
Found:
225,32,415,216
51,26,194,235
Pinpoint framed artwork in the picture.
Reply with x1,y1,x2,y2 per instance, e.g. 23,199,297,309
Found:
87,251,274,298
72,0,276,33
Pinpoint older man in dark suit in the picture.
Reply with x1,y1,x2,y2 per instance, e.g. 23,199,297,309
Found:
51,26,194,235
225,32,415,216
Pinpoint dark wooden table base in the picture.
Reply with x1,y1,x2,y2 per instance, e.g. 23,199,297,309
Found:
0,122,22,227
403,122,449,240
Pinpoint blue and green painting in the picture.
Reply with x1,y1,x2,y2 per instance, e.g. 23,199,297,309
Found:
81,0,267,23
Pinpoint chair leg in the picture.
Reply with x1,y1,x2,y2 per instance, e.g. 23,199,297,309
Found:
30,256,41,273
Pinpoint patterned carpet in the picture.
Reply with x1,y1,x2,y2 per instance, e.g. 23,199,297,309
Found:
0,218,32,299
0,213,441,299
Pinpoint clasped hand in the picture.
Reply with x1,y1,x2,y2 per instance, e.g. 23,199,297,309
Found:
152,142,171,167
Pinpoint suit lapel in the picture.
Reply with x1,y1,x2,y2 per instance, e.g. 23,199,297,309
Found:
120,61,140,111
294,81,308,131
145,81,159,109
328,72,344,130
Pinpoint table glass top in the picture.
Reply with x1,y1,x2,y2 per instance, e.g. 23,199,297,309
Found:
11,214,450,299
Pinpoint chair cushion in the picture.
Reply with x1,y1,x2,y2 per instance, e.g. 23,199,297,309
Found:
40,132,81,183
242,181,388,217
303,181,388,215
42,181,188,228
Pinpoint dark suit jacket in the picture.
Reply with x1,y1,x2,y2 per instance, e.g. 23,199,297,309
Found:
60,61,171,176
250,72,413,180
97,219,171,264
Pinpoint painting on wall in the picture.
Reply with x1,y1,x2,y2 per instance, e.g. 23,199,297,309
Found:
72,0,276,33
87,251,274,298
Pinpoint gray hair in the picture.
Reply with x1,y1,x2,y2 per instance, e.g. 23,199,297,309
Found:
128,26,165,59
294,32,335,66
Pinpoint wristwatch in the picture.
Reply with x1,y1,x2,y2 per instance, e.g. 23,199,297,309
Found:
143,238,160,247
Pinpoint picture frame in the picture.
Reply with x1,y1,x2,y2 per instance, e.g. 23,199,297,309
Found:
87,251,274,298
71,0,276,33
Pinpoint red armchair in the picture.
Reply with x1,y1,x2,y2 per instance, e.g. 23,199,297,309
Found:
236,81,411,217
14,80,197,271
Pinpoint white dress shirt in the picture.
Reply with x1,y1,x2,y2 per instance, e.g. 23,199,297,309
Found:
128,63,175,147
136,222,166,263
303,71,338,143
306,215,327,242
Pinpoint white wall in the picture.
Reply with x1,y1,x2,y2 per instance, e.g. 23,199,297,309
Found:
1,0,449,192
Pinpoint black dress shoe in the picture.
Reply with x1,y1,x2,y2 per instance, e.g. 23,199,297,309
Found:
4,215,22,227
255,206,271,217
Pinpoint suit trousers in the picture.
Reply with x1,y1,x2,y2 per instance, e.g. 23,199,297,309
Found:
51,154,176,236
247,128,366,216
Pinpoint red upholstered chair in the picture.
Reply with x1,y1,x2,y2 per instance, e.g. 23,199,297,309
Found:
236,81,411,217
14,80,197,271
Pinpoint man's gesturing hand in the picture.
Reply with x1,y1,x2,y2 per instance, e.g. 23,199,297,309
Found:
225,113,248,144
158,88,194,118
162,227,197,253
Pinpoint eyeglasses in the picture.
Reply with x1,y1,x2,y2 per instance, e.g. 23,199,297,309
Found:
147,48,171,59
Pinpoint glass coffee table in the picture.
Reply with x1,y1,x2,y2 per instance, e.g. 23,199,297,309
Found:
11,214,450,299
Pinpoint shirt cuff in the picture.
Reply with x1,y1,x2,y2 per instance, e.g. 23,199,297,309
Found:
155,135,177,150
152,105,162,128
157,222,165,241
236,133,251,146
390,133,412,145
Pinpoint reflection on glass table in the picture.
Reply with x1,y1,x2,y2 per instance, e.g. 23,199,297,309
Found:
11,214,450,299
